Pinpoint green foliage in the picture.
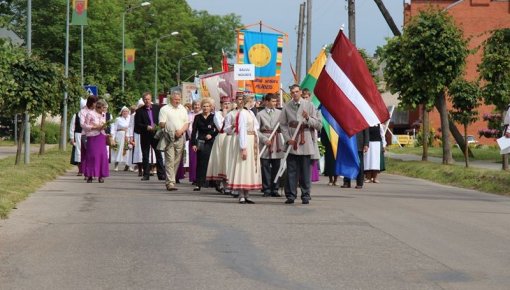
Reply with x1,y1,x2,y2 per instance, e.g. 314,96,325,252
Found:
478,28,510,112
379,9,468,111
415,127,434,147
30,122,61,144
448,78,481,127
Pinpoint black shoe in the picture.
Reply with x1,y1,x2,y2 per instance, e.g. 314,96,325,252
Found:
302,199,309,205
87,177,93,183
176,180,181,184
284,199,294,204
239,197,246,204
262,192,271,197
193,186,201,191
245,199,255,204
340,184,351,188
141,176,150,181
271,192,281,197
98,178,104,183
158,176,166,180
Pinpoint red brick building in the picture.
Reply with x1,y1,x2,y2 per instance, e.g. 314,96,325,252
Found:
403,0,510,144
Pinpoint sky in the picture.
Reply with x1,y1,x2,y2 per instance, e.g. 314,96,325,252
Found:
186,0,404,87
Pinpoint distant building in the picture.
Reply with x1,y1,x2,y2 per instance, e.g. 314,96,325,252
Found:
0,28,23,46
404,0,510,144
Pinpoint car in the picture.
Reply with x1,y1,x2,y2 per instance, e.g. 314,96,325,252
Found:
456,135,479,147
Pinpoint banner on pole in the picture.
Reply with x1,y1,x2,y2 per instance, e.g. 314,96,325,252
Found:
71,0,88,26
125,49,136,71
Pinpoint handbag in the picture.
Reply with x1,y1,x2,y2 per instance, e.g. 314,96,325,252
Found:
197,139,205,151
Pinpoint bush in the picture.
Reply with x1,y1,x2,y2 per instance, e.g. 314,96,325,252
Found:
415,127,435,147
31,122,61,144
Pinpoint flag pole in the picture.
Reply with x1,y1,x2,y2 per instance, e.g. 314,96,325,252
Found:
274,120,303,183
259,122,280,158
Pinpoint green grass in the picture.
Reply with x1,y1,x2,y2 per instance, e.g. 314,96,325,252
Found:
0,140,15,146
385,158,510,195
0,149,72,218
388,145,501,161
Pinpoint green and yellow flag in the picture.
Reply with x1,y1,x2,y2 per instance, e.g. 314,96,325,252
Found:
125,49,136,71
71,0,88,26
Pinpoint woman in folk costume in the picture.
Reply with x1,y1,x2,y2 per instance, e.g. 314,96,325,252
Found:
364,124,387,183
82,99,110,183
206,96,231,192
191,98,218,191
112,106,131,171
69,98,87,176
228,94,261,204
224,93,244,197
129,99,145,176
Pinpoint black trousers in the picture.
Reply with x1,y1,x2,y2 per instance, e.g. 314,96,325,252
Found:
196,141,213,187
284,154,311,201
261,158,281,194
140,135,165,179
343,151,365,186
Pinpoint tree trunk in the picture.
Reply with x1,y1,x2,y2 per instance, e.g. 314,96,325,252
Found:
464,125,469,167
502,155,508,170
15,118,24,165
436,91,453,164
422,106,429,161
449,117,474,158
39,113,46,155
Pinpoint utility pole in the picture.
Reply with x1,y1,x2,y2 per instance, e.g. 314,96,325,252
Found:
348,0,355,45
295,2,305,83
373,0,401,36
305,0,312,72
25,0,32,163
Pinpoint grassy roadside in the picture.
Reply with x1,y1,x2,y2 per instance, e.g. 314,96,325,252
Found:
387,145,501,161
0,149,72,218
385,158,510,195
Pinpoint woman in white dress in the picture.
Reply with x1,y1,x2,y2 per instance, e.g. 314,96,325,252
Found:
130,99,145,176
112,106,131,171
206,96,231,191
364,124,387,183
228,94,261,204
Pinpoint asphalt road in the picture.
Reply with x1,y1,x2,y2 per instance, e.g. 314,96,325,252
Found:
1,169,509,290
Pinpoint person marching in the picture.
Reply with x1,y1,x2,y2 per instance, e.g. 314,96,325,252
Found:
82,99,110,183
279,84,322,205
223,93,245,197
228,93,262,204
206,96,231,193
69,98,87,176
79,95,98,179
257,93,284,197
112,106,131,171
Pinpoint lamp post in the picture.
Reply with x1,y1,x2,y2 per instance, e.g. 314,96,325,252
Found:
177,52,199,86
154,31,179,102
122,1,150,95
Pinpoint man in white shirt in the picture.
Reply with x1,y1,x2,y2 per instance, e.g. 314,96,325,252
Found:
159,91,189,191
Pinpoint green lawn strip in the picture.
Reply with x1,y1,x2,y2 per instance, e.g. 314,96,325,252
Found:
0,149,72,218
387,146,501,161
0,140,15,146
385,158,510,195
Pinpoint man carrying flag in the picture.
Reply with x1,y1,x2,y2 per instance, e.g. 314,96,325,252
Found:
279,84,322,205
314,30,389,137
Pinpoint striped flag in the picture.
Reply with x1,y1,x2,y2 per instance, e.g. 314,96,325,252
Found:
302,48,359,179
314,31,389,137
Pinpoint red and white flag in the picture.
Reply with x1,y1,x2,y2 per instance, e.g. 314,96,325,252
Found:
314,31,389,137
222,49,229,72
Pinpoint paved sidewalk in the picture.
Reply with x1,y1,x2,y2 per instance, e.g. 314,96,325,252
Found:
0,144,58,160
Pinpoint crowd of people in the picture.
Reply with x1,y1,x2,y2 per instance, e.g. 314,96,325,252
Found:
70,85,386,205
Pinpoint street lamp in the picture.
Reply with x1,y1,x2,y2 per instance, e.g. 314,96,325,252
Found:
122,1,151,95
154,31,179,102
177,52,199,86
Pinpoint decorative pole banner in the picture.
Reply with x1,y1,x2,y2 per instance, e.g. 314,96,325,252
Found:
125,49,136,71
71,0,88,26
237,30,283,96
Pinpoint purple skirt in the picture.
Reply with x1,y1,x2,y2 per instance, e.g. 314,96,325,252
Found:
176,157,185,180
188,141,197,183
83,134,110,178
311,160,320,182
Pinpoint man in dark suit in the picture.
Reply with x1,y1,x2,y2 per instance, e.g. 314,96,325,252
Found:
134,92,165,181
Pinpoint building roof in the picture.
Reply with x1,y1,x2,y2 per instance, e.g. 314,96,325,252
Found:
0,28,23,45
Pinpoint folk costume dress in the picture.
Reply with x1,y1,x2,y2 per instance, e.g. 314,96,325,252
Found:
111,114,131,165
206,110,228,181
228,108,262,191
69,112,83,169
224,108,240,185
364,124,386,172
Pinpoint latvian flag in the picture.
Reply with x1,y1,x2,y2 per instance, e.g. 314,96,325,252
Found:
314,30,389,137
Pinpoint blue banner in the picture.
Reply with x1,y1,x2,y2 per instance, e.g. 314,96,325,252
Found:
242,30,280,77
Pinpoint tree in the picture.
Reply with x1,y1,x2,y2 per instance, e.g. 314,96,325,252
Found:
448,79,480,167
478,28,510,170
379,9,469,164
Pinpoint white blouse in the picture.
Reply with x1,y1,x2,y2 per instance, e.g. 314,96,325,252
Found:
237,109,259,150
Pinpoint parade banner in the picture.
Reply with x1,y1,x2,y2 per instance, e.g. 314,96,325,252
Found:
237,30,283,96
71,0,88,26
200,71,238,108
180,82,197,105
125,49,136,71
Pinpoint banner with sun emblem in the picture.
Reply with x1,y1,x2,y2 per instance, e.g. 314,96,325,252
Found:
237,30,283,96
71,0,88,25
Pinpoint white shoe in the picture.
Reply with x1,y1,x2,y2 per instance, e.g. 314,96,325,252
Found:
114,166,119,172
129,167,134,172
